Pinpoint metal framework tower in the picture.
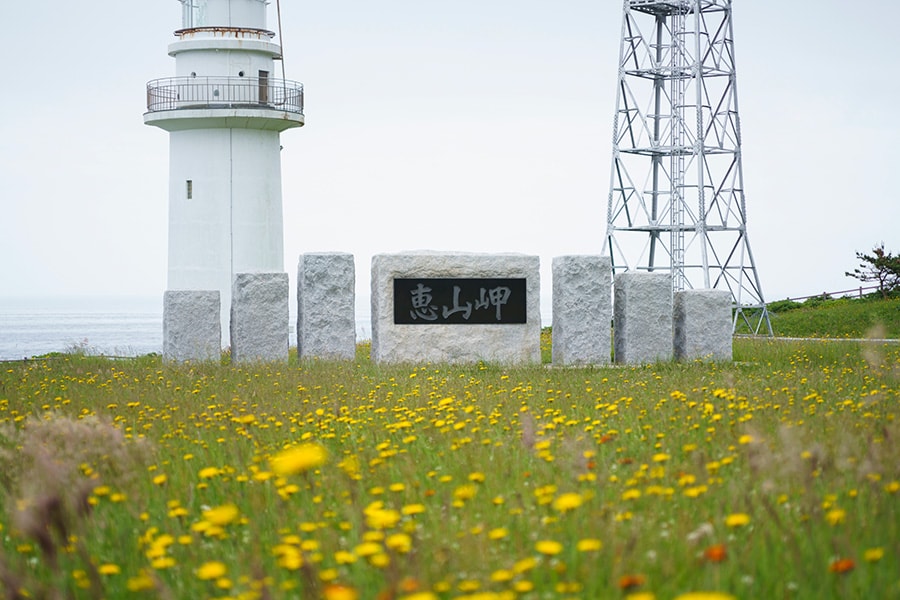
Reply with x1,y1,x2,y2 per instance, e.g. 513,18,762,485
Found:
603,0,771,334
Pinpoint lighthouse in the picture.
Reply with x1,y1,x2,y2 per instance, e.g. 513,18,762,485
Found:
145,0,303,339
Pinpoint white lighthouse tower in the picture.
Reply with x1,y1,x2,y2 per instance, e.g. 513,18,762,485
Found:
145,0,303,338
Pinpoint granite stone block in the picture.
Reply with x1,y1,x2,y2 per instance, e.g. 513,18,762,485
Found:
674,289,733,361
230,273,289,363
163,290,221,362
614,272,673,364
552,255,612,366
297,253,356,360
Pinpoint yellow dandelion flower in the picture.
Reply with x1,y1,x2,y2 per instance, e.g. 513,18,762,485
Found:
552,492,583,512
98,564,120,575
385,533,413,554
738,434,754,445
369,552,390,568
126,570,155,592
401,503,426,516
365,508,401,530
151,556,176,570
454,484,478,501
488,527,508,540
864,547,885,562
514,580,534,593
196,561,227,581
270,443,328,476
152,474,167,486
825,509,846,526
276,546,303,570
724,513,750,528
334,550,357,565
215,577,232,590
491,569,514,582
577,538,602,552
535,540,564,556
626,593,657,600
513,556,537,573
203,503,240,526
673,593,736,600
199,467,220,479
354,542,382,557
622,489,642,501
652,453,670,463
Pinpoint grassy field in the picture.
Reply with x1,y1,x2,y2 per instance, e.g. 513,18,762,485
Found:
0,317,898,598
759,296,900,339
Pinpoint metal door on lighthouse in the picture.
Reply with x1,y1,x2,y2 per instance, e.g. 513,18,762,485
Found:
258,70,269,105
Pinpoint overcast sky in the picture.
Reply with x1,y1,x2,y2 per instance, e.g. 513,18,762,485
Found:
1,0,898,312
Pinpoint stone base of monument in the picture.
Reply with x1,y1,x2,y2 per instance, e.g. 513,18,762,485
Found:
674,289,733,361
297,252,356,360
552,255,612,366
163,290,221,362
614,272,673,365
371,252,541,364
230,273,289,364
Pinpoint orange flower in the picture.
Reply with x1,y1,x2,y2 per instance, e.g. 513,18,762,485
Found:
618,574,647,590
323,584,359,600
704,544,727,563
829,558,855,574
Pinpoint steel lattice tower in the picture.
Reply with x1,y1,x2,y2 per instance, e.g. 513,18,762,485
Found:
603,0,771,334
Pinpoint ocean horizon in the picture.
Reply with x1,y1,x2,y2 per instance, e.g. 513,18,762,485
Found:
0,296,374,361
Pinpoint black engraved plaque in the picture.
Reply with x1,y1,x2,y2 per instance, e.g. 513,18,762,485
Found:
393,278,527,325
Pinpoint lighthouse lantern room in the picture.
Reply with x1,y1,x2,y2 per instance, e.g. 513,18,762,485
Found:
145,0,303,339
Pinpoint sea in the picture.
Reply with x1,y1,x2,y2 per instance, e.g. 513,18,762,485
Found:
0,296,374,361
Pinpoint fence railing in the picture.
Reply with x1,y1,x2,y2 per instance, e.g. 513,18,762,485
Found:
783,285,882,303
146,77,303,114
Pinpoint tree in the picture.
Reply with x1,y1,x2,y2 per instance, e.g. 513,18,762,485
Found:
845,243,900,299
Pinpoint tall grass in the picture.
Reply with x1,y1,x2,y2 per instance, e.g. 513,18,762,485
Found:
0,336,898,599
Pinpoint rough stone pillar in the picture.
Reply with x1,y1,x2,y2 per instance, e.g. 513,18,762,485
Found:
674,289,733,361
230,273,289,364
552,255,612,366
163,290,221,362
614,272,673,364
297,252,356,360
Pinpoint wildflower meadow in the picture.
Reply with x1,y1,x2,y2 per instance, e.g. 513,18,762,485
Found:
0,335,897,599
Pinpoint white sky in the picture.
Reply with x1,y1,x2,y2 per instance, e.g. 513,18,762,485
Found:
1,1,898,311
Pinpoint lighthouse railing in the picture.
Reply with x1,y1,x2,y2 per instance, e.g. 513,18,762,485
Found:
146,77,303,114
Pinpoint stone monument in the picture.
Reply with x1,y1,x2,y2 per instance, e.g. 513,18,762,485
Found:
371,252,541,364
